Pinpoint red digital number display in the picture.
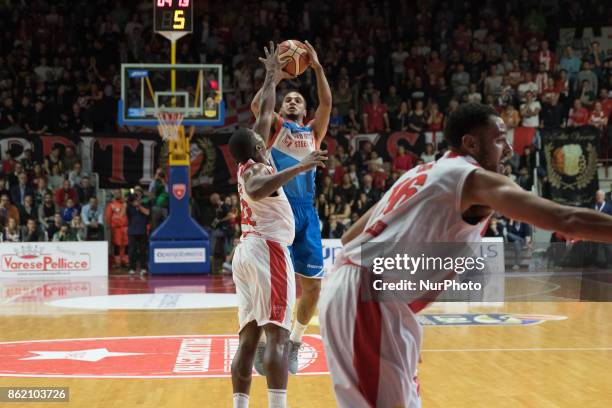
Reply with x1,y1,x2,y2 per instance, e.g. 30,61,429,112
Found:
154,0,193,33
156,0,190,7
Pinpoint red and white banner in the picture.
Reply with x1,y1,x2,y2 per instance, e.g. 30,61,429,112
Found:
0,242,108,279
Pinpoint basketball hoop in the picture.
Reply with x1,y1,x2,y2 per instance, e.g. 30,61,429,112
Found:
156,111,184,141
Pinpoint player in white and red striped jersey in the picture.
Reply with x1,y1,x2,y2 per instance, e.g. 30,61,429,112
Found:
229,42,328,408
319,103,612,408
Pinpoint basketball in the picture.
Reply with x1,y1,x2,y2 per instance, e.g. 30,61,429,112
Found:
278,39,311,77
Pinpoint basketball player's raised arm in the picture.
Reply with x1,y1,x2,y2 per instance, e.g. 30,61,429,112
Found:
244,151,328,201
252,42,286,141
464,169,612,243
303,40,332,144
341,205,376,245
250,51,294,119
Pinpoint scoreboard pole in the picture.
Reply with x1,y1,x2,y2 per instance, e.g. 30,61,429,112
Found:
171,40,177,107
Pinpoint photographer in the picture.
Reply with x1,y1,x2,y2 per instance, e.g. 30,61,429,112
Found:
126,192,150,276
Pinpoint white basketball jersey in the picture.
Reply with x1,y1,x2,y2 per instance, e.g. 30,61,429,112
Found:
340,151,491,267
237,159,295,245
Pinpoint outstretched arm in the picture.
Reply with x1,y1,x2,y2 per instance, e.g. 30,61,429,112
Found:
244,151,328,201
304,40,332,144
252,42,286,142
463,169,612,243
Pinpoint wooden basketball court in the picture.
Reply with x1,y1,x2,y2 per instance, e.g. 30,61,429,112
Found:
0,274,610,407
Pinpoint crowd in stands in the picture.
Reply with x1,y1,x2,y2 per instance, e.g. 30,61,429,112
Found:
1,0,612,271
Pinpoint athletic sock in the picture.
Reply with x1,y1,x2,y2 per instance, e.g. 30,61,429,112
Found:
268,389,287,408
233,393,249,408
290,320,308,343
260,331,266,344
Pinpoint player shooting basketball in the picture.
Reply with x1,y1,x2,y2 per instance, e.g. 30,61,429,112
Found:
319,103,612,408
250,40,332,374
229,42,327,408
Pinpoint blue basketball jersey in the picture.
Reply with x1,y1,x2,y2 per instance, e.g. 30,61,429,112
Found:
268,116,317,201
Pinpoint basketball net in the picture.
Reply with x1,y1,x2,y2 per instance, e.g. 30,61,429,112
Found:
156,111,184,142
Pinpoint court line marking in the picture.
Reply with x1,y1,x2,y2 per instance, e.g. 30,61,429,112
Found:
422,347,612,352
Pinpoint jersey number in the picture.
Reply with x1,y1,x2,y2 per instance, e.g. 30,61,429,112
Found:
240,199,256,226
382,173,428,215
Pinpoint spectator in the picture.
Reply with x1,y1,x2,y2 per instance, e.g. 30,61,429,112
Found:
518,72,538,101
60,198,79,223
520,91,541,128
126,193,150,276
327,218,346,239
361,174,381,203
589,101,608,129
54,179,78,208
421,143,436,163
568,99,589,127
407,100,427,134
63,146,79,172
392,145,415,173
68,162,88,187
0,193,20,226
47,164,64,190
81,197,104,240
451,63,470,97
38,192,57,232
44,147,63,175
46,213,63,242
10,172,34,206
76,176,96,205
70,214,88,241
576,61,598,95
209,193,232,272
392,101,410,131
52,223,76,242
559,46,581,83
337,174,357,206
579,81,597,112
18,195,37,226
33,177,52,207
540,94,564,128
362,91,390,133
24,99,49,134
3,217,21,242
22,219,45,242
506,219,532,270
0,178,9,200
484,217,505,238
329,194,351,226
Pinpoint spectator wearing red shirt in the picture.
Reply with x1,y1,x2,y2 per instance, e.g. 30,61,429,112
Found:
598,88,612,116
589,101,608,129
54,179,78,208
568,99,589,127
392,145,415,173
362,91,390,133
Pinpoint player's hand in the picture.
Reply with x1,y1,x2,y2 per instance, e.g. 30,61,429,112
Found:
259,41,287,75
303,40,322,70
298,150,328,171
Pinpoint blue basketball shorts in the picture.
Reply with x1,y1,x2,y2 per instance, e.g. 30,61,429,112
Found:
288,198,324,278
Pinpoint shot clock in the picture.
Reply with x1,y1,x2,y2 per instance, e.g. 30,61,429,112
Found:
154,0,193,34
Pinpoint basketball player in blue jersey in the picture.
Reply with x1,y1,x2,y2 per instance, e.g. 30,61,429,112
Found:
251,40,332,374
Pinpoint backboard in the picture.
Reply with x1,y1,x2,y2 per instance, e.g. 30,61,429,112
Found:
118,63,225,127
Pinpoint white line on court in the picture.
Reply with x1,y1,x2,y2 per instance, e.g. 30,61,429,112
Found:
422,346,612,352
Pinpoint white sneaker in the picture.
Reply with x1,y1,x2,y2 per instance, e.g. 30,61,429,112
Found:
140,269,147,276
129,269,136,275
